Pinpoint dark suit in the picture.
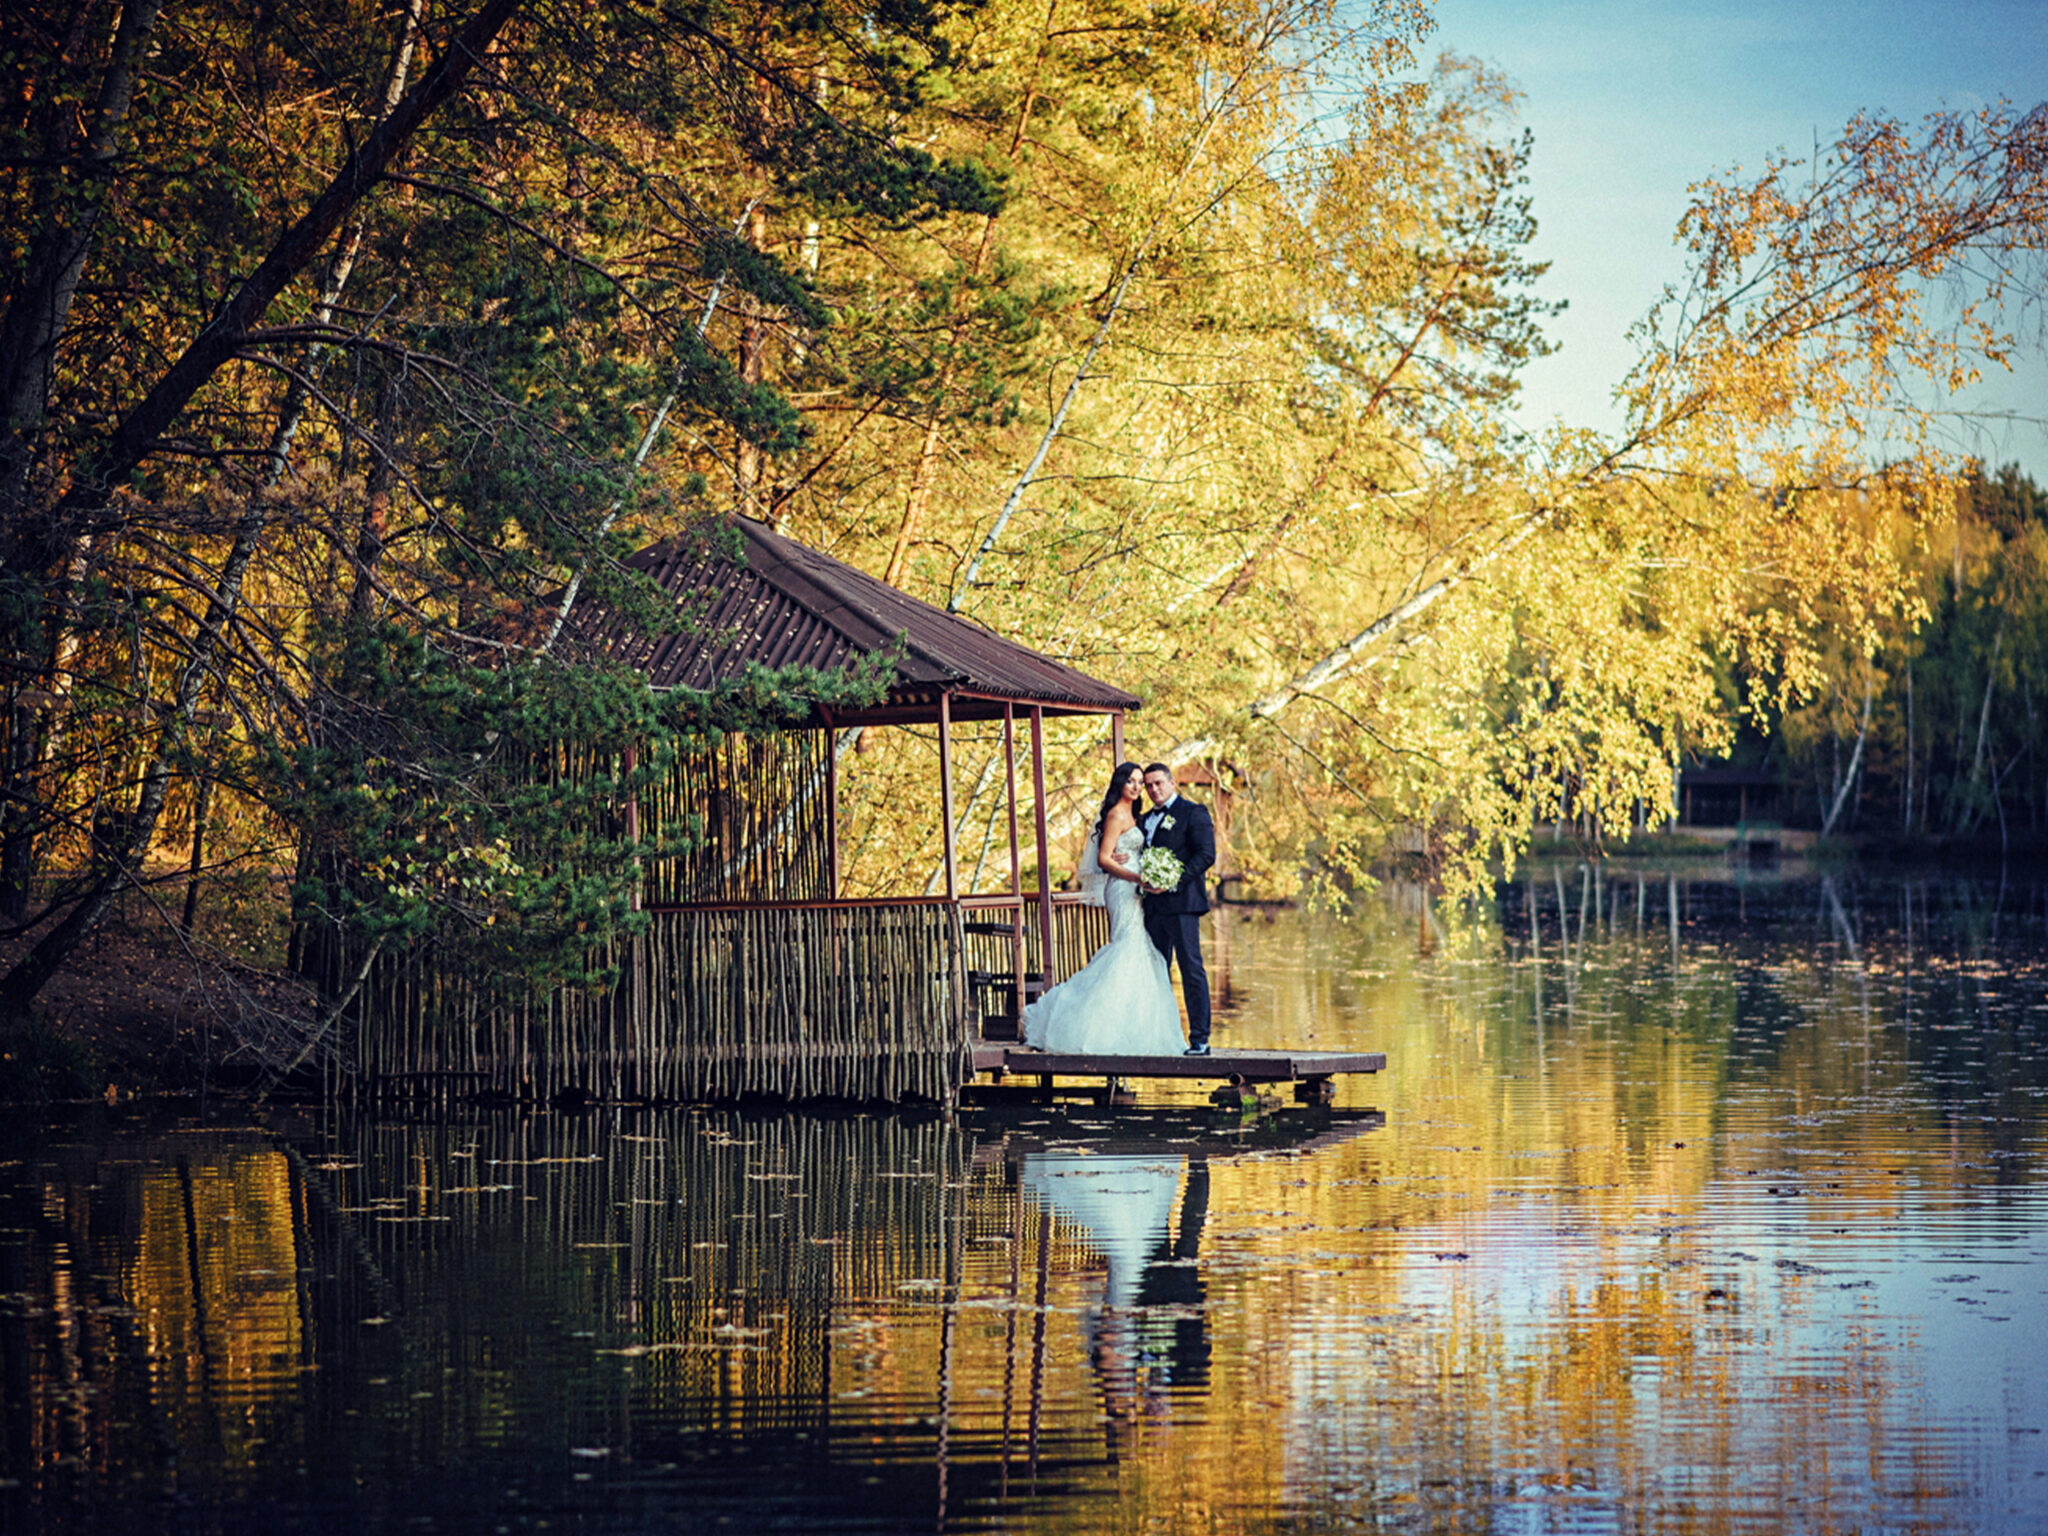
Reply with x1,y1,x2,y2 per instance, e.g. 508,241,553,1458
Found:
1135,1156,1211,1389
1141,794,1215,1048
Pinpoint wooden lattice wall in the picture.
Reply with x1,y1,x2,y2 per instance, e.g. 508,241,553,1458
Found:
641,728,831,905
317,729,982,1104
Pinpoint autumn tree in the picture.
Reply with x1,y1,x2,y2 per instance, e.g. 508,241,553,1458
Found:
0,0,1003,1016
1167,99,2048,894
9,0,2042,1037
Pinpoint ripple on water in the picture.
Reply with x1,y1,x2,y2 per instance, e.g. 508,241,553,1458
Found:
0,873,2044,1533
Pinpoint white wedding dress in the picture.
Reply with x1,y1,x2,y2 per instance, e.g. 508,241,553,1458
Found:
1022,826,1185,1054
1019,1154,1184,1308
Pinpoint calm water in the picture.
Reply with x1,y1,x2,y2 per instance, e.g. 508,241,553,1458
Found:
3,868,2046,1534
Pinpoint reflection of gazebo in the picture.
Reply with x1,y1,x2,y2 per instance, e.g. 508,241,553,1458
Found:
352,516,1139,1104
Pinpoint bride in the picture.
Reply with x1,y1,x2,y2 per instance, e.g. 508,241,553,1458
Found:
1022,762,1186,1054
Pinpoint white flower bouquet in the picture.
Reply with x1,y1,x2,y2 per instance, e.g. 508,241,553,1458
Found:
1137,845,1184,890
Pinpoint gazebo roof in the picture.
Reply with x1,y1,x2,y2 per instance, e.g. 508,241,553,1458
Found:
570,516,1141,725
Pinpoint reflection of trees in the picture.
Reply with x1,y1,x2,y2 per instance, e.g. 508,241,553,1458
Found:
1208,874,2041,1531
1,1111,979,1525
1,879,2039,1533
305,1109,970,1446
0,1135,304,1499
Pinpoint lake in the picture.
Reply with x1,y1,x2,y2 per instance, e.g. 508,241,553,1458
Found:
2,866,2044,1533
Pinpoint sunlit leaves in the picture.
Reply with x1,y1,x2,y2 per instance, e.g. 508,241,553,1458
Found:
1211,100,2045,896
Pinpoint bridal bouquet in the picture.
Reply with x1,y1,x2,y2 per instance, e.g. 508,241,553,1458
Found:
1137,845,1184,890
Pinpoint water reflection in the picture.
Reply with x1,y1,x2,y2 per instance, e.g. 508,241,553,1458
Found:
1018,1152,1211,1456
0,870,2042,1534
1022,1154,1183,1310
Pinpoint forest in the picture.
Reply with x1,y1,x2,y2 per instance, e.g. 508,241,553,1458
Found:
1759,463,2048,848
1,0,2044,1044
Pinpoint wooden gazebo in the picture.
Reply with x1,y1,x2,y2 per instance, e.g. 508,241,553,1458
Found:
349,515,1140,1104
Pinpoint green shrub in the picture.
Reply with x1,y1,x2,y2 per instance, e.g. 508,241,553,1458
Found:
0,1024,103,1102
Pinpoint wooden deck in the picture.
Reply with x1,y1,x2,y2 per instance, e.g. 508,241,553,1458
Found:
970,1044,1386,1087
967,1103,1387,1159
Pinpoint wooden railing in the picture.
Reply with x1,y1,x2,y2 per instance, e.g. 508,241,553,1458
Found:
953,891,1110,988
636,890,1111,989
344,891,1112,1104
632,902,971,1101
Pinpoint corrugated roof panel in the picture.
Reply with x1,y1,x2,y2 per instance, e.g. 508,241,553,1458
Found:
564,517,1139,718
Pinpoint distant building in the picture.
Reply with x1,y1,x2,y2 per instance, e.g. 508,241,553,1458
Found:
1678,767,1782,827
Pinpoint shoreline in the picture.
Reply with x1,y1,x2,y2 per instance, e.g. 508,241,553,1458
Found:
1521,824,2048,871
7,845,2043,1104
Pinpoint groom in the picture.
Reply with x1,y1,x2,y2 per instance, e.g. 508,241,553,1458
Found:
1139,763,1216,1056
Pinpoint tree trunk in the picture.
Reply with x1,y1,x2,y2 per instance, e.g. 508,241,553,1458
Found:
181,774,214,939
0,0,168,922
1820,678,1872,839
1957,627,2002,833
1245,502,1558,722
1903,661,1914,835
28,0,525,553
346,387,397,623
885,414,947,587
0,0,167,525
536,199,757,657
0,0,527,1019
882,58,1041,590
263,0,425,486
948,8,1287,612
734,202,769,517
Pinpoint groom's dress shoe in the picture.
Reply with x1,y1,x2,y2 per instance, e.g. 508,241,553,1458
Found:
1183,1044,1210,1056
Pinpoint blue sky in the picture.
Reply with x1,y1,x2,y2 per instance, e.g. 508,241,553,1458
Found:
1420,0,2048,477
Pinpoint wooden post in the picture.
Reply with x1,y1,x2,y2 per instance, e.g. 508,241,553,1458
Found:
623,743,641,911
624,741,644,1046
1028,1205,1052,1467
1111,710,1125,765
824,723,841,899
1029,706,1053,980
1004,703,1024,1025
939,691,958,902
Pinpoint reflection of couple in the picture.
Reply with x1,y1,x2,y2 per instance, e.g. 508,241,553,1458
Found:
1019,1152,1213,1446
1023,762,1216,1056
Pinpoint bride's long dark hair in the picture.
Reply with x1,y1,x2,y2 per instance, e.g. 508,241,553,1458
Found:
1092,761,1144,841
